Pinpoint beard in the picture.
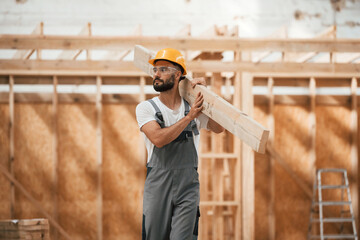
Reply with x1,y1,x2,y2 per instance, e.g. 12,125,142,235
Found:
153,74,175,92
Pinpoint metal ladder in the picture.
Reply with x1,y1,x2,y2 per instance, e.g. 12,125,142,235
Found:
308,168,358,240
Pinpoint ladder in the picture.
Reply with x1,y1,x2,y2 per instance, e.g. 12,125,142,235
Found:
308,168,358,240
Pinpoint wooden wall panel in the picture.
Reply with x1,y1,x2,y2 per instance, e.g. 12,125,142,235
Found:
0,104,10,218
273,105,313,240
14,104,54,218
102,104,144,240
57,104,97,240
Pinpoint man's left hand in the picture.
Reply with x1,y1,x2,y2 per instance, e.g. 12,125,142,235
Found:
190,77,207,88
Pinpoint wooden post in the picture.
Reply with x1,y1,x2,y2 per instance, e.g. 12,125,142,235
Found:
350,77,359,232
96,76,103,240
9,75,15,218
309,77,316,181
241,70,255,240
267,77,275,240
36,22,44,60
211,73,224,240
52,76,58,240
233,51,242,240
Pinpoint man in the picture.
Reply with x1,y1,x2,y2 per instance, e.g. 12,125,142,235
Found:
136,48,224,240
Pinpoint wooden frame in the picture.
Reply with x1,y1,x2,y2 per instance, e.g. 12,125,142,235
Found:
0,23,359,240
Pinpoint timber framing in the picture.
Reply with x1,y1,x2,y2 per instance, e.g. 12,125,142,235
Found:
1,24,360,240
1,35,360,52
0,60,359,76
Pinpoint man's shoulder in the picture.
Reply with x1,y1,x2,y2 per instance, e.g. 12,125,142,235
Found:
136,97,159,113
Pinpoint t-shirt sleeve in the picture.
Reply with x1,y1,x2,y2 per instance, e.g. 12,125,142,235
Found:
136,101,156,130
196,113,209,130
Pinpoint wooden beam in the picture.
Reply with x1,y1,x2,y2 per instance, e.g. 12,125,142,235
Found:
1,35,360,52
240,71,255,240
1,60,359,76
96,76,103,240
233,50,242,240
267,77,276,240
0,163,72,240
309,77,316,181
134,45,269,153
350,77,359,232
9,75,15,218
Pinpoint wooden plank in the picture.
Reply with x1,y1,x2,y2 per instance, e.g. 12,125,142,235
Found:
12,22,43,60
233,52,242,240
1,35,360,52
241,71,255,240
309,78,316,181
350,77,359,232
9,75,15,219
96,76,103,240
52,76,59,240
267,77,275,240
1,60,360,76
134,45,269,153
57,23,92,60
0,164,72,240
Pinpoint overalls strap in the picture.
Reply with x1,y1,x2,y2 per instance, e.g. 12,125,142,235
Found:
148,99,165,128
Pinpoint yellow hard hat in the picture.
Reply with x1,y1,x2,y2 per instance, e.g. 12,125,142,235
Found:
149,48,187,75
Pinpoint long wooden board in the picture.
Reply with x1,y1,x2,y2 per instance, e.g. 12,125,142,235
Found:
133,45,269,153
1,35,360,52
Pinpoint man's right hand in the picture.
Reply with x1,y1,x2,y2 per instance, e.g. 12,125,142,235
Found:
187,92,204,121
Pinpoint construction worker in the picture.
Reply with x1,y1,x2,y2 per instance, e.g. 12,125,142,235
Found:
136,48,224,240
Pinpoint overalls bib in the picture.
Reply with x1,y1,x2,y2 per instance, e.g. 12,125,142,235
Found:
142,99,200,240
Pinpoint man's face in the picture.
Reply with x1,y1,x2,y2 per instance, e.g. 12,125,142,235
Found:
152,60,179,92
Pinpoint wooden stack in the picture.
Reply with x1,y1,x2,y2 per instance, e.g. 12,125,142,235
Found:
0,219,50,240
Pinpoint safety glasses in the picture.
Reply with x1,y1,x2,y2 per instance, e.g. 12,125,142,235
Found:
152,66,180,76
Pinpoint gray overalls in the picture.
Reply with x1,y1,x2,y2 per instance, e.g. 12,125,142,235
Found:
142,99,201,240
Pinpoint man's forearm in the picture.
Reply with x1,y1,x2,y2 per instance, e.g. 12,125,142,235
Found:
149,115,193,148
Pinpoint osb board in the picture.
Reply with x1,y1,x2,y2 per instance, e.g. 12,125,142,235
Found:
102,104,144,240
13,104,54,218
57,104,97,240
0,104,10,218
273,105,313,240
253,105,271,239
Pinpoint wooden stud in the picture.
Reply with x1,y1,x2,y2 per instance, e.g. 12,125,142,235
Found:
96,76,103,240
350,77,359,232
52,76,58,240
9,75,15,219
267,77,275,240
241,71,255,240
233,51,242,240
309,77,317,185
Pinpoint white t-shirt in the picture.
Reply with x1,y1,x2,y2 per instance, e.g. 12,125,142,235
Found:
136,96,209,163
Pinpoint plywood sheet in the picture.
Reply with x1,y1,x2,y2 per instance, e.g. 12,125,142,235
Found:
58,104,97,240
14,104,54,219
102,104,145,240
0,104,10,219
